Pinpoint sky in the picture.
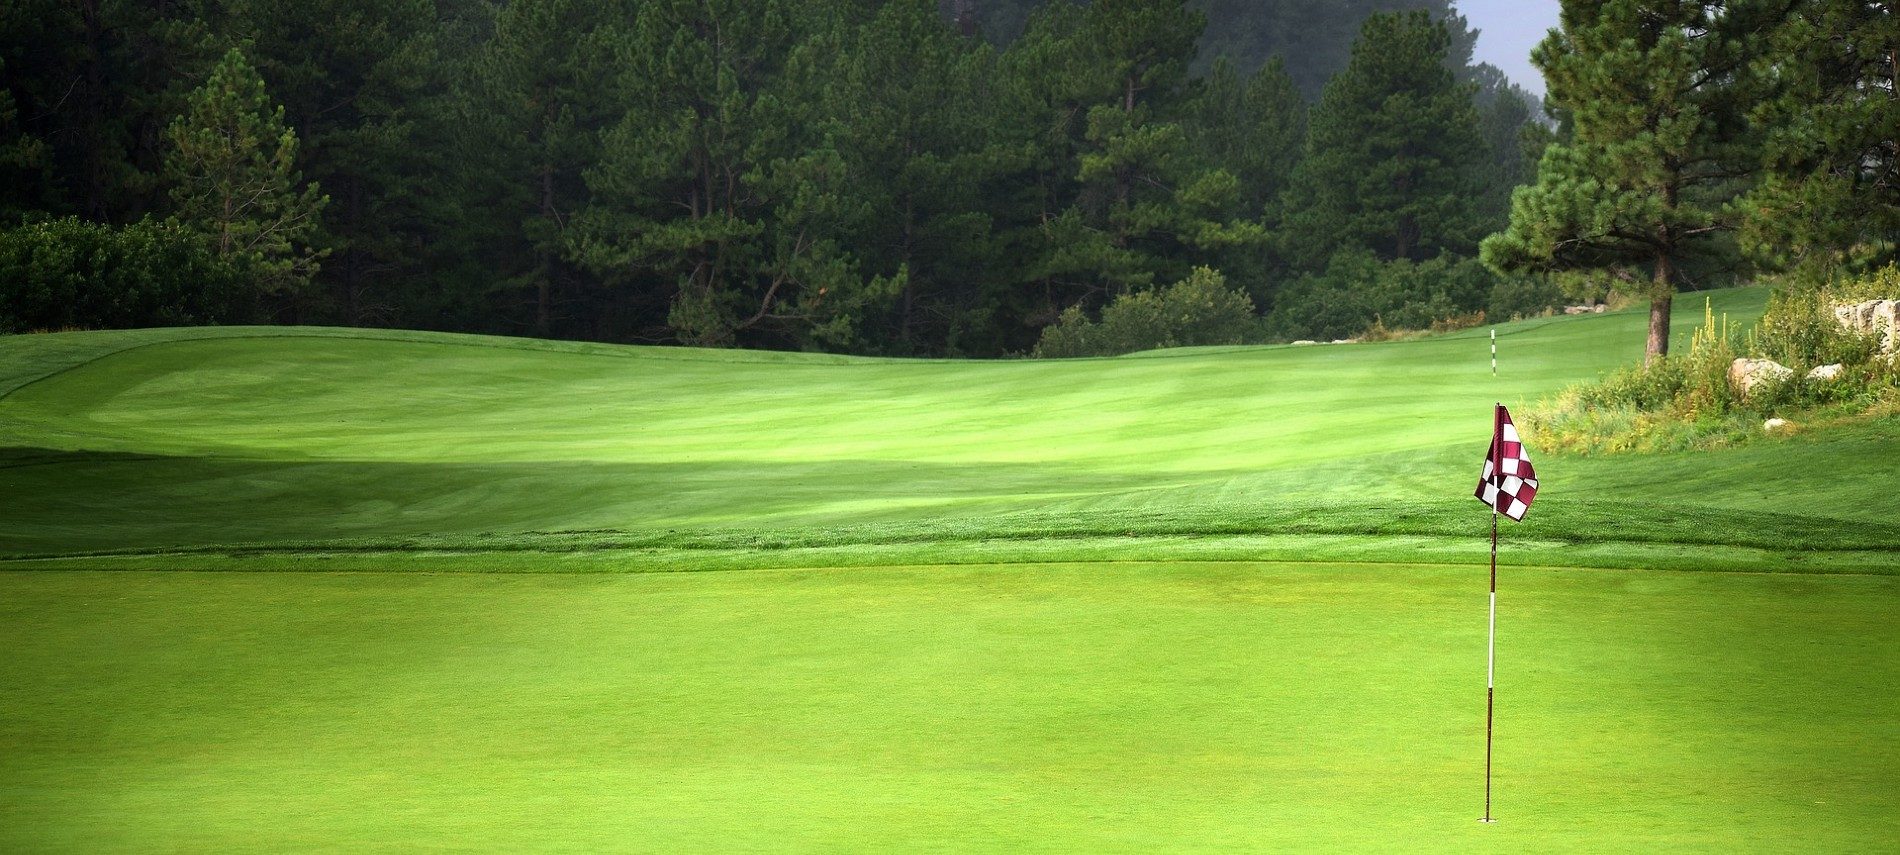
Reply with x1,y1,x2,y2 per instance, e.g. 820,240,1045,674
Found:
1455,0,1562,97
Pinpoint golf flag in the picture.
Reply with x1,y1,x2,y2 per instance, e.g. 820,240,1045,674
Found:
1474,405,1537,522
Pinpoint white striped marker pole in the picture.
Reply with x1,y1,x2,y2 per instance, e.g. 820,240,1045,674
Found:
1483,402,1500,823
1491,329,1497,376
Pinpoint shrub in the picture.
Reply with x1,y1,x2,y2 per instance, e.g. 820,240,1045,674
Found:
1034,267,1258,357
1265,251,1514,341
1486,274,1565,321
0,216,251,332
1748,271,1891,370
1531,274,1900,454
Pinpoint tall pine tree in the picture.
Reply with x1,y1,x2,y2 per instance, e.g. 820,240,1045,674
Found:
1739,0,1899,278
165,48,328,305
1482,0,1758,362
1283,10,1486,267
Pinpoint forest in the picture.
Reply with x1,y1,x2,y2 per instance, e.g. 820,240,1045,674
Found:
2,0,1893,357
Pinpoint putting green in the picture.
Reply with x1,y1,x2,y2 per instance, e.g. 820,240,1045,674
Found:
1,564,1893,852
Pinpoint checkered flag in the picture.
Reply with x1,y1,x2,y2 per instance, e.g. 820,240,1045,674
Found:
1475,404,1537,522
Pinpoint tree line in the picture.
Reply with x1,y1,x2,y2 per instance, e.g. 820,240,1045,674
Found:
5,1,1888,359
2,0,1552,354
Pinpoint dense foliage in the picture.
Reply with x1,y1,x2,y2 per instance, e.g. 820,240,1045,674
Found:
1032,266,1256,356
0,217,249,332
1,0,1565,354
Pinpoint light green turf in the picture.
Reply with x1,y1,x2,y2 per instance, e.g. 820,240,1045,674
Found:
3,291,1898,851
1,287,1896,566
2,565,1894,852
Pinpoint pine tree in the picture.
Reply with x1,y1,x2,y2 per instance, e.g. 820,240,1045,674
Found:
461,0,633,336
1185,56,1306,220
1467,64,1545,231
165,48,328,302
214,0,444,325
1739,0,1899,278
0,56,54,221
1283,10,1487,267
1481,0,1759,363
998,0,1263,322
819,0,1013,353
567,0,898,349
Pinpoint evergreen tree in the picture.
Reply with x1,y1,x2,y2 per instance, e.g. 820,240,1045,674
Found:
0,56,53,221
164,48,328,303
820,0,1014,353
214,0,446,325
568,0,898,349
1190,0,1466,97
1182,55,1305,306
462,0,631,336
1467,65,1545,230
1739,0,1899,278
1185,57,1305,220
1,0,216,223
1481,0,1758,363
1284,10,1486,267
1000,0,1263,325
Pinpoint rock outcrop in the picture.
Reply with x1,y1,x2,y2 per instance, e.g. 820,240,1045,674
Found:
1833,299,1898,354
1729,357,1794,398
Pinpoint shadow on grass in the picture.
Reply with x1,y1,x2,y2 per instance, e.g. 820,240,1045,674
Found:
6,446,1898,560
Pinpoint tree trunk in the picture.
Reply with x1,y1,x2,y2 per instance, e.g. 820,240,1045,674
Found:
1645,253,1673,365
536,164,556,336
952,0,977,37
343,177,362,323
79,0,110,221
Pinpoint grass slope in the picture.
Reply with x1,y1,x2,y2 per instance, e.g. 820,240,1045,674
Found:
2,287,1897,569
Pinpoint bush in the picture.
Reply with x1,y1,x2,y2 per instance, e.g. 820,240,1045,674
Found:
0,216,251,332
1530,278,1900,454
1265,251,1509,341
1034,267,1258,357
1748,271,1891,371
1486,274,1565,321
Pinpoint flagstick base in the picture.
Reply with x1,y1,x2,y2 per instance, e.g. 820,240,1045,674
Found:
1479,818,1497,824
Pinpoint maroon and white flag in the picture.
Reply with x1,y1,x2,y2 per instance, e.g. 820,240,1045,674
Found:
1475,404,1537,521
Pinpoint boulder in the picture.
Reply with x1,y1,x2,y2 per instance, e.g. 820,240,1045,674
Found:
1729,357,1794,397
1764,417,1790,432
1806,363,1844,381
1833,299,1899,354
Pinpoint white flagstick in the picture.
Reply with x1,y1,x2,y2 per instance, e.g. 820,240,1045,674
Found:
1483,402,1500,823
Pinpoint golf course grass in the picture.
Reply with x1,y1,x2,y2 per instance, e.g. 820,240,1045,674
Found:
3,288,1897,850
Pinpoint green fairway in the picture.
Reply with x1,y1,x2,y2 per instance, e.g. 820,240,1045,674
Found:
2,287,1896,567
2,565,1894,852
3,290,1898,850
